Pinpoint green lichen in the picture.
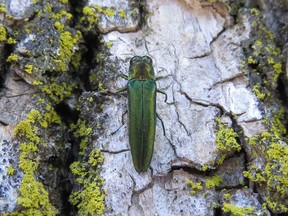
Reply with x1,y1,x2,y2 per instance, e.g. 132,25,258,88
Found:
98,82,105,91
0,25,7,41
247,56,256,65
41,82,73,104
222,203,255,216
245,8,284,91
80,6,99,30
51,10,73,20
244,109,288,212
253,83,270,101
205,175,222,189
54,21,64,31
186,180,203,195
13,109,61,215
70,120,92,155
118,9,127,18
25,28,31,34
250,8,260,16
6,54,18,62
201,164,209,171
87,97,94,102
272,62,282,82
53,22,81,72
46,2,52,13
255,40,262,47
6,166,15,175
223,193,231,201
103,8,115,17
58,0,68,4
24,64,34,74
69,150,105,216
106,41,113,48
32,80,44,86
0,3,6,13
212,202,219,208
7,37,17,44
215,117,240,161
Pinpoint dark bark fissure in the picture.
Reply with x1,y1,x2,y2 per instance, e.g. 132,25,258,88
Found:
0,43,15,93
214,207,222,216
277,76,288,108
137,0,148,31
239,3,288,215
80,32,103,91
52,0,103,215
170,165,211,175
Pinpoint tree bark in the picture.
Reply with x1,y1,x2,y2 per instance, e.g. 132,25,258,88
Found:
0,0,288,215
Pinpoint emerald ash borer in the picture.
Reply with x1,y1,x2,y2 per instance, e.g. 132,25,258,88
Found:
120,56,166,173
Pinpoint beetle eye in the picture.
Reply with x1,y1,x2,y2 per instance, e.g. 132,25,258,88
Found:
143,56,152,63
130,56,138,63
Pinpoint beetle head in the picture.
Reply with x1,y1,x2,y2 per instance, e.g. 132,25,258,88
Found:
129,56,155,80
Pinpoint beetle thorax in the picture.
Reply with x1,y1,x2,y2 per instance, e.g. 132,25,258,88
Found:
129,56,155,80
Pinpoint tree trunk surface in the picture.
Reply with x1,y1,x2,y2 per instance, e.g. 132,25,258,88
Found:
0,0,288,215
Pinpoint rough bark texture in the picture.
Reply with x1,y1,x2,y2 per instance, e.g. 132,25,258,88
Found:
0,0,288,215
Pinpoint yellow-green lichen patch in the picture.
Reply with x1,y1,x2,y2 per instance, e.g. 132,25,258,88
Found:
13,109,61,215
46,2,52,13
215,117,240,164
80,6,99,31
0,3,6,13
223,193,231,201
243,109,288,212
25,28,30,34
6,166,15,175
32,80,44,86
247,56,256,65
53,22,81,72
272,62,282,82
245,9,284,91
58,0,68,4
0,25,7,41
250,8,260,16
215,118,240,152
186,180,203,195
68,117,105,215
103,8,115,17
6,54,18,62
7,37,17,44
24,64,34,74
51,10,73,20
201,164,209,171
118,9,127,18
253,83,271,101
70,120,92,155
41,82,74,104
87,97,94,102
69,150,105,216
105,41,113,48
206,175,222,189
222,203,255,216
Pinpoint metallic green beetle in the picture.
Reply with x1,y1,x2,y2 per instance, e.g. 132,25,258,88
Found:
122,56,166,173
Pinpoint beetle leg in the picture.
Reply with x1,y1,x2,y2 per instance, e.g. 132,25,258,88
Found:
155,76,165,81
116,86,128,93
156,113,166,137
119,73,128,80
157,89,168,102
111,110,128,135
